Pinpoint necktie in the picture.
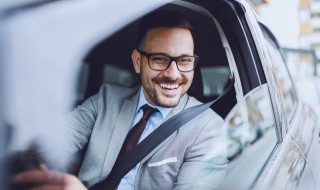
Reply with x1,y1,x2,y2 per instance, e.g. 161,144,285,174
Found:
112,105,157,189
115,104,158,166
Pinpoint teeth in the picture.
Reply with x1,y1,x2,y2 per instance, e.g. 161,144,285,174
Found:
159,83,179,89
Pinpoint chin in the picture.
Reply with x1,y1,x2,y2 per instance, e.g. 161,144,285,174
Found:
161,103,177,108
157,97,180,108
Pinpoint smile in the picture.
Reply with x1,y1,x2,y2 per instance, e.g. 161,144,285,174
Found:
159,83,179,89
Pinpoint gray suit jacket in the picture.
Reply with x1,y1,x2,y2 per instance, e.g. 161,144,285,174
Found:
65,83,228,190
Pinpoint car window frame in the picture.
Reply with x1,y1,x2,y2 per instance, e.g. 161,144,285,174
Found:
238,1,287,142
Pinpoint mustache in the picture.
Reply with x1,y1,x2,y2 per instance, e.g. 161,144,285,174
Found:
152,76,187,84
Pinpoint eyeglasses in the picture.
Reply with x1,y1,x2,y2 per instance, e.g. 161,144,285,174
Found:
137,49,199,72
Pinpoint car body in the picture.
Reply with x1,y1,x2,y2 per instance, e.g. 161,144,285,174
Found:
1,0,320,189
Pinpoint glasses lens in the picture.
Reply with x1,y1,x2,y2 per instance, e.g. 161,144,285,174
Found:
149,55,170,70
177,56,195,71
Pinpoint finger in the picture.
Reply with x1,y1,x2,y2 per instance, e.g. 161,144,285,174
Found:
39,164,49,171
30,185,63,190
12,170,64,185
12,170,45,183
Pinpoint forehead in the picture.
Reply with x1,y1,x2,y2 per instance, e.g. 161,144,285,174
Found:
145,27,193,39
143,27,194,52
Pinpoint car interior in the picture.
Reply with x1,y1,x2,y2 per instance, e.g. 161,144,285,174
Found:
77,1,238,119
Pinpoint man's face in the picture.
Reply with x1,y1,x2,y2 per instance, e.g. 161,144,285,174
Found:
132,27,194,108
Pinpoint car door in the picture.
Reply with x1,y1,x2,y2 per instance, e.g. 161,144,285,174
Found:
238,1,318,189
182,0,301,189
217,84,279,189
183,0,318,189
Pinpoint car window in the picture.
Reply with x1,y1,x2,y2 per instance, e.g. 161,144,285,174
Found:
103,64,138,87
217,84,277,189
74,63,139,106
201,66,231,98
262,31,298,122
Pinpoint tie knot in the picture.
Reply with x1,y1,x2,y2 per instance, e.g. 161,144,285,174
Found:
141,105,158,121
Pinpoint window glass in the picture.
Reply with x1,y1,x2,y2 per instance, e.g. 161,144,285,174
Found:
75,64,89,102
217,84,277,189
103,64,138,87
74,64,138,106
201,66,231,97
263,32,298,121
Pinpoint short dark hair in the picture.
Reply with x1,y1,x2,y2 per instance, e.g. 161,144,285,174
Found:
138,10,195,49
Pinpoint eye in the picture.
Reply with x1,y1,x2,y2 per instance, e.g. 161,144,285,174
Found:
179,57,193,63
150,55,169,63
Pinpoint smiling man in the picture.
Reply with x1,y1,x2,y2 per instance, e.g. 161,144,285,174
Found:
132,26,196,108
12,10,228,190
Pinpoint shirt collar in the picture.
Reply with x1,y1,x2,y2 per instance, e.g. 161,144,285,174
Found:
137,86,173,119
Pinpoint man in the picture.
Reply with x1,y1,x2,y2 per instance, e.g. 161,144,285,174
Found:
13,10,228,189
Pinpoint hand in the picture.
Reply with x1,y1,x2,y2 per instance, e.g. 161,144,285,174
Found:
12,164,87,190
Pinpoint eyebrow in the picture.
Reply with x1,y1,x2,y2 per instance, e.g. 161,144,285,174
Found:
150,52,194,57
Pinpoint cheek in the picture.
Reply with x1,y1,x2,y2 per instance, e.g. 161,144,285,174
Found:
185,73,194,84
141,66,158,84
183,74,194,92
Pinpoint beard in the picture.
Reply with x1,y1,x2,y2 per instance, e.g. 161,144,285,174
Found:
143,75,190,108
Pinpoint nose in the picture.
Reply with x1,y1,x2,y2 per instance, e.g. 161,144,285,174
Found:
163,61,180,80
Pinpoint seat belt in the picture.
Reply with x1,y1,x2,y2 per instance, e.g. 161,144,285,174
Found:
89,78,234,190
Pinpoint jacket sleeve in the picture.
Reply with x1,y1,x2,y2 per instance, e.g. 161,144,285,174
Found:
173,114,229,190
64,93,100,153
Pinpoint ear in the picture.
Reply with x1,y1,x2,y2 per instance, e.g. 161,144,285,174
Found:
131,49,141,74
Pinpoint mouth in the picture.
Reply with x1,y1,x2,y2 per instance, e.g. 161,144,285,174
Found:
159,83,179,90
152,77,186,97
157,82,180,97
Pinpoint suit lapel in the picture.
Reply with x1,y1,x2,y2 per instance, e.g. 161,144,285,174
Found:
102,89,140,177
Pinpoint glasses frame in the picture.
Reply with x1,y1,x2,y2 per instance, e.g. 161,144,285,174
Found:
137,49,199,72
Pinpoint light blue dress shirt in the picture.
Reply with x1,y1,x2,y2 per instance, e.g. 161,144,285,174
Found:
117,87,173,190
